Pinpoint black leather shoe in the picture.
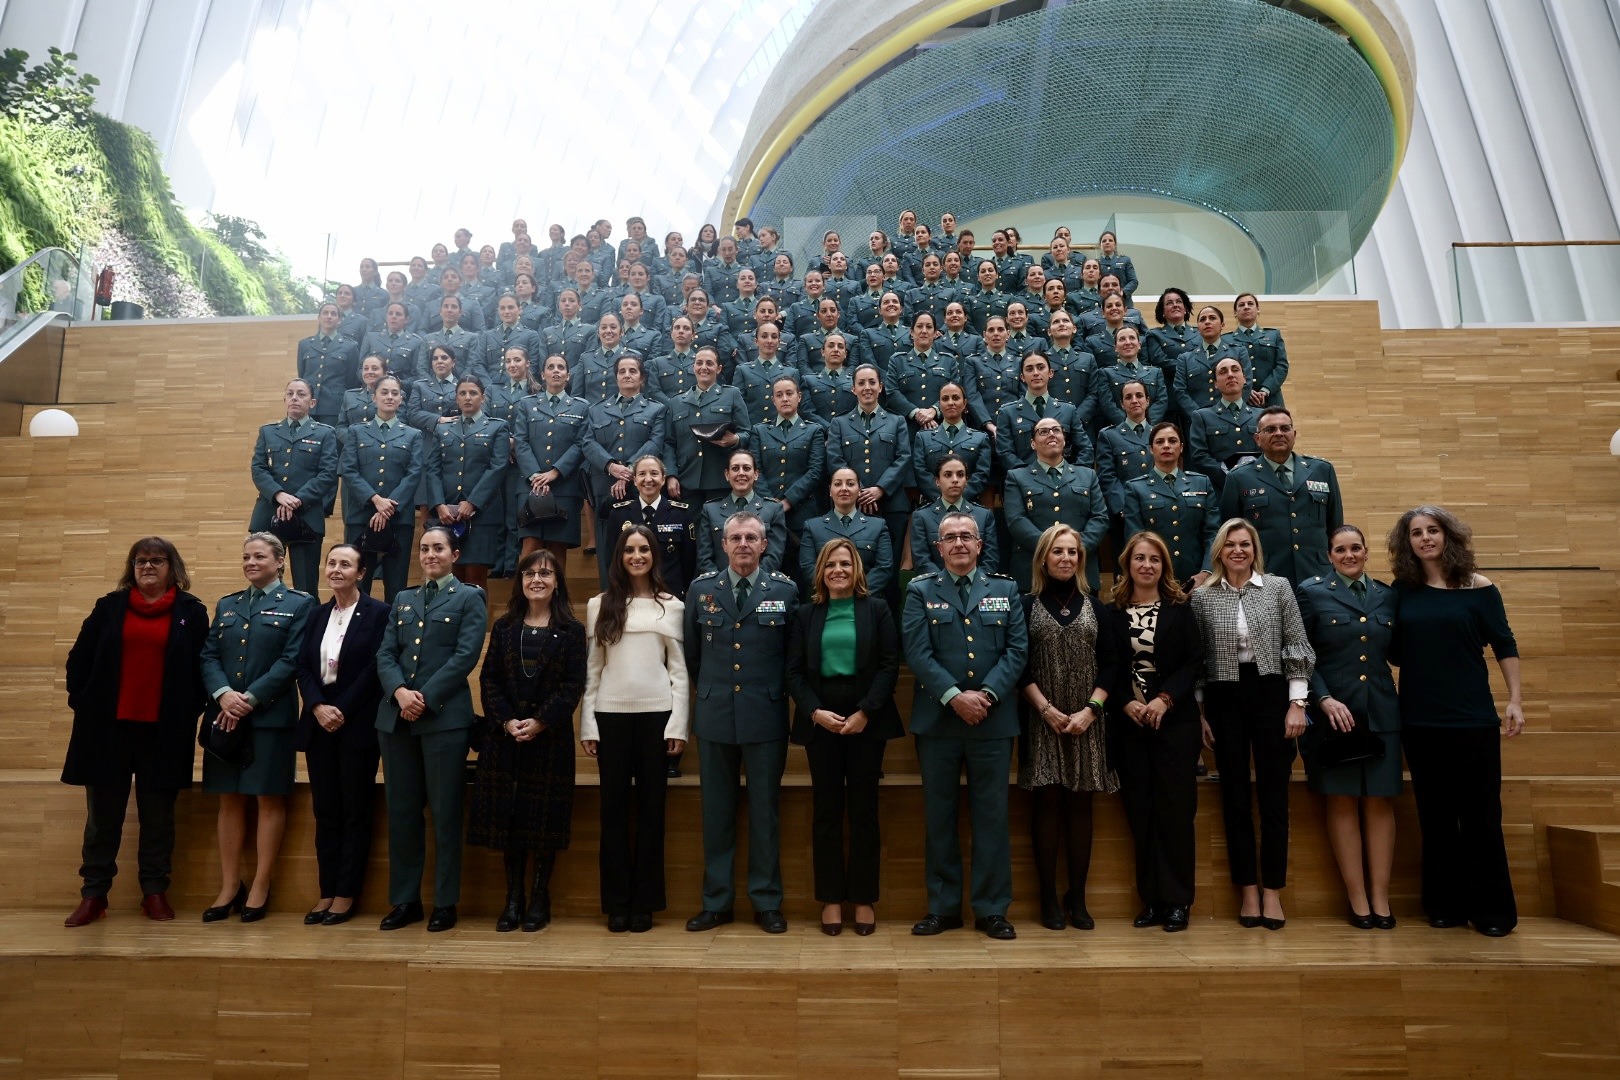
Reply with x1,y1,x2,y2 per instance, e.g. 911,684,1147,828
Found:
1238,914,1264,929
304,909,327,925
629,913,653,933
1163,907,1190,933
1428,915,1465,929
755,909,788,934
240,892,272,923
1133,907,1162,928
1372,911,1397,930
1064,892,1095,931
427,905,457,932
666,762,681,779
379,902,424,931
1473,921,1513,938
685,909,734,932
910,913,963,936
202,882,247,923
1348,909,1376,930
322,907,354,926
975,915,1017,940
608,914,631,933
1039,892,1065,931
1260,916,1285,931
820,920,842,937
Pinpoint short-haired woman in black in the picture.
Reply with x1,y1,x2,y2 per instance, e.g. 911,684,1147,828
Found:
1387,505,1524,936
294,543,389,925
786,537,902,936
63,537,209,925
469,548,587,932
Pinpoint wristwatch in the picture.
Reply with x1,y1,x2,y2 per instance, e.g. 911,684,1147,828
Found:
1289,698,1308,709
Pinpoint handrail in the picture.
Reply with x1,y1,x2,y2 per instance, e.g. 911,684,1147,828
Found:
0,246,90,328
0,245,81,282
1452,240,1620,249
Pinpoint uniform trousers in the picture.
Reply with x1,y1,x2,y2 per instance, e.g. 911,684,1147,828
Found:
1204,666,1295,889
304,724,380,900
79,774,178,898
804,715,887,904
915,733,1014,918
378,726,470,907
698,737,788,913
287,539,324,599
595,711,671,915
1403,725,1516,930
1112,716,1201,909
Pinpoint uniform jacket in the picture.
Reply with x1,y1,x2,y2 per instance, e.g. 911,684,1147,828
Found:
1187,401,1260,496
910,500,1000,576
751,416,827,514
581,395,668,508
698,490,789,575
427,414,509,512
799,509,894,595
1095,421,1153,515
664,383,751,492
1122,469,1221,582
375,577,487,734
902,568,1029,739
1296,574,1399,732
512,391,590,499
683,569,800,744
605,496,699,597
1218,454,1345,585
340,417,424,522
249,419,339,537
827,408,913,513
201,583,315,730
912,423,993,502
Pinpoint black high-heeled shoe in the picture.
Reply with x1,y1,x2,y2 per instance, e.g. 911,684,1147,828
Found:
240,890,272,923
1038,892,1066,931
202,882,247,923
1063,892,1095,931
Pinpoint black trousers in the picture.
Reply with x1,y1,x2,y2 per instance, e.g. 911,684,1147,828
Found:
1113,716,1201,909
304,723,381,899
80,773,178,898
1205,667,1296,889
595,711,671,915
1403,725,1517,929
351,520,416,602
804,732,888,904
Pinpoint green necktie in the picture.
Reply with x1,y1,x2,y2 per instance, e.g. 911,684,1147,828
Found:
1034,396,1046,417
1350,578,1367,599
424,580,439,603
780,419,792,432
247,587,263,608
863,412,873,430
736,576,751,603
841,514,851,526
1048,466,1061,480
1277,463,1292,488
957,576,970,606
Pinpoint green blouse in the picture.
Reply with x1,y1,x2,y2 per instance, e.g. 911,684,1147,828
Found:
820,597,857,677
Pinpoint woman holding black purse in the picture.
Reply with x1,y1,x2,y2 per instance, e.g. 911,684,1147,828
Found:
1296,525,1400,930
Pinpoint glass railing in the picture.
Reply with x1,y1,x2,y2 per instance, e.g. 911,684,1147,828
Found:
0,247,93,336
1451,242,1620,324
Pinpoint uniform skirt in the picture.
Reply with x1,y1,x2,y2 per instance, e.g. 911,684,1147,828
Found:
1301,726,1403,798
201,725,297,796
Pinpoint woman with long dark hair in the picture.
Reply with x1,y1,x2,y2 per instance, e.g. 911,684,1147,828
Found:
470,549,586,932
581,525,688,932
63,537,209,925
1387,505,1523,936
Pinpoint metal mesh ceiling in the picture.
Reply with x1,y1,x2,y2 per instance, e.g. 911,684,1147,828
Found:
751,0,1395,291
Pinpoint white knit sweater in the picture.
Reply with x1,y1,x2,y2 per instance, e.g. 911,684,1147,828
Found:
580,594,690,742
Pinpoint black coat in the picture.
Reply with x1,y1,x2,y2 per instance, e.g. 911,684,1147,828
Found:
1099,598,1203,728
293,594,391,752
785,595,903,744
62,589,210,790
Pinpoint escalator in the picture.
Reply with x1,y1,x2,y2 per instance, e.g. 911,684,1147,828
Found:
0,247,94,435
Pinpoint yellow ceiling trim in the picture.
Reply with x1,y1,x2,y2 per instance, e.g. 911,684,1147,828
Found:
734,0,1411,218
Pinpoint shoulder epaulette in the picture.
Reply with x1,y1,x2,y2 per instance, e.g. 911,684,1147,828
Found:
909,571,939,583
284,587,313,599
669,500,690,509
611,499,635,509
769,571,795,583
692,570,721,581
988,572,1016,581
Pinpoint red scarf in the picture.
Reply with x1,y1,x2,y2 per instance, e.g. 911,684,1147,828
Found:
118,587,176,722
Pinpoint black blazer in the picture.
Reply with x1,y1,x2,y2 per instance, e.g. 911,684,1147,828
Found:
294,594,391,751
63,588,210,790
785,595,903,744
1099,598,1203,729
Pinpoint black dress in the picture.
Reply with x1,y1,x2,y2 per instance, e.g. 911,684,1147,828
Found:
468,616,587,852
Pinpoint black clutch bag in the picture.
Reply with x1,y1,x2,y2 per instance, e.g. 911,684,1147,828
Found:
357,524,396,554
1313,705,1385,769
197,711,255,768
517,491,565,526
266,512,319,545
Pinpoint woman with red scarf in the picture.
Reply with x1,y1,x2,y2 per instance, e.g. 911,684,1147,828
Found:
62,537,209,925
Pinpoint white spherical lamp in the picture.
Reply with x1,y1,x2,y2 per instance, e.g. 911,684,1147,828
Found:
29,408,79,437
1611,427,1620,457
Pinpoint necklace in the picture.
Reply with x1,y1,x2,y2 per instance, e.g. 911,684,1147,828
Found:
520,616,550,678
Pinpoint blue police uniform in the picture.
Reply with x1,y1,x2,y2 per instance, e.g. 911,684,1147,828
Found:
604,495,699,596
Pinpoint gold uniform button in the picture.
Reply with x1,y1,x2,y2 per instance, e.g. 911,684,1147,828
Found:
733,663,741,671
734,622,742,629
1359,616,1367,623
1359,674,1368,682
733,642,741,650
733,684,742,693
1360,635,1369,642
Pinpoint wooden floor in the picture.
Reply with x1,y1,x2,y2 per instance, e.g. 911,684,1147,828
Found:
3,914,1619,1078
3,303,1620,1076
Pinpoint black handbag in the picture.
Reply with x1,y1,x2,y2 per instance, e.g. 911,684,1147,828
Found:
266,512,319,545
1313,706,1385,769
517,491,565,527
198,711,255,768
357,524,396,554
